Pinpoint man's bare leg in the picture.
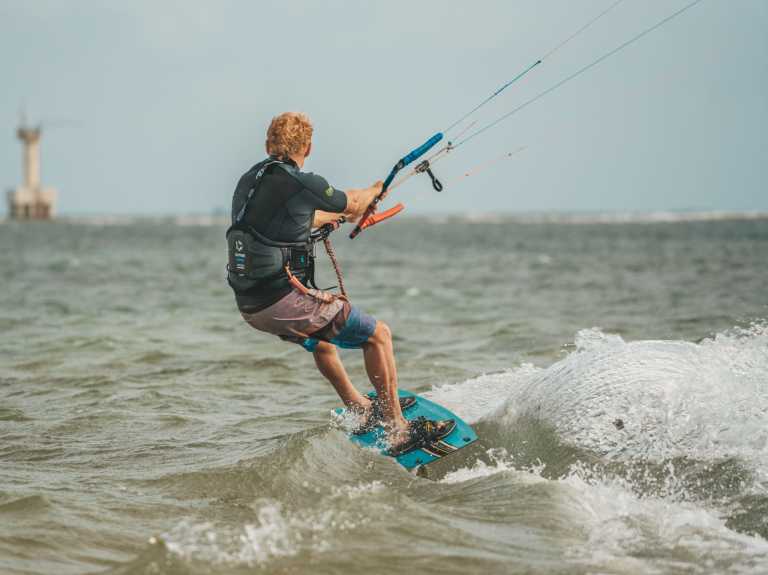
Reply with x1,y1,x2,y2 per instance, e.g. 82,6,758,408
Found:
362,322,409,442
313,341,371,411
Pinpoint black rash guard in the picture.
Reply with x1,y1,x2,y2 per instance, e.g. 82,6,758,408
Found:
228,157,347,311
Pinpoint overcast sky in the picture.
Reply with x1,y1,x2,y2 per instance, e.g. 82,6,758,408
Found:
1,0,766,216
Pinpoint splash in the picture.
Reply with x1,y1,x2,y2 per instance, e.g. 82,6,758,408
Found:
160,482,388,567
161,503,302,565
441,448,546,484
423,364,539,424
163,503,340,565
505,324,768,466
429,323,768,553
558,463,768,573
429,324,768,470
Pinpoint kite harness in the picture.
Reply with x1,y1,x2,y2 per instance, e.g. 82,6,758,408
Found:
226,159,348,303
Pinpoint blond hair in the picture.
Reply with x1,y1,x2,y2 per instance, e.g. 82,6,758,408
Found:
266,112,313,158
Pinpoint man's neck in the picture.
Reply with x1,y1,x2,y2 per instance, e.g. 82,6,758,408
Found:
288,154,305,169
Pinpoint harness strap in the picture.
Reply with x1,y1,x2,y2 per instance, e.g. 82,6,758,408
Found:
232,159,285,226
284,264,347,305
242,226,307,249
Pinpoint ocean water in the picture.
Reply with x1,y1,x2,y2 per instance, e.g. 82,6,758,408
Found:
1,216,767,574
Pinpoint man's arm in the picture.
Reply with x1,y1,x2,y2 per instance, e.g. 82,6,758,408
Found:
341,182,383,223
312,181,383,226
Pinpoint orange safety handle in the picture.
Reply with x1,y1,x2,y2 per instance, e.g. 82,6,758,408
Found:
357,203,405,232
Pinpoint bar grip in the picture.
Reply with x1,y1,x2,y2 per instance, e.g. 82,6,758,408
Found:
350,132,443,239
401,133,443,167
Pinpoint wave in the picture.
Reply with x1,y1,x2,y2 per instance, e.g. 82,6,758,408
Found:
429,323,768,545
425,324,768,469
0,494,50,514
136,323,768,574
475,324,768,466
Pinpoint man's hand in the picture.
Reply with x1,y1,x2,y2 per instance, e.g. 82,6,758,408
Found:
313,210,345,228
372,180,385,200
343,181,385,222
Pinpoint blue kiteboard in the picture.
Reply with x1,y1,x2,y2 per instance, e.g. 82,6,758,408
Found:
335,389,478,472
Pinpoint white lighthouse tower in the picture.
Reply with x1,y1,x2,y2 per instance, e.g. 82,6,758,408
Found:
6,119,57,220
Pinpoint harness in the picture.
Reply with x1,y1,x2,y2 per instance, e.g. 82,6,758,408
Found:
226,159,347,302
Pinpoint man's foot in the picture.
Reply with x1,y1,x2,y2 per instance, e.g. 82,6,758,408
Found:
352,396,417,435
386,416,456,457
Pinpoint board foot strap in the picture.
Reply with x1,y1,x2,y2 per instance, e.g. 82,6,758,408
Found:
420,440,458,458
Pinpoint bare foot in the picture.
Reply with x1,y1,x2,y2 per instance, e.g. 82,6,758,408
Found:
385,419,410,448
348,397,374,419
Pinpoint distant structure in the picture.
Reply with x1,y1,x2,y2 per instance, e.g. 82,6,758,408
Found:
6,119,57,220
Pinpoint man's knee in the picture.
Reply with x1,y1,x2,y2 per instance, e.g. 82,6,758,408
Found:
367,321,392,346
313,340,336,357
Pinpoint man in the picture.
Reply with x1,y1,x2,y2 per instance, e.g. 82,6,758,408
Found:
227,112,453,455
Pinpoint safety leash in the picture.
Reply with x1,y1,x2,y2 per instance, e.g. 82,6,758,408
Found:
287,218,350,303
285,264,342,305
322,236,347,298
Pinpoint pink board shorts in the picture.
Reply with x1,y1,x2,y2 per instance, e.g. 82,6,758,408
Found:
240,289,378,352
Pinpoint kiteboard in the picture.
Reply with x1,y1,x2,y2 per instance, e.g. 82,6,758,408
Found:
335,389,478,476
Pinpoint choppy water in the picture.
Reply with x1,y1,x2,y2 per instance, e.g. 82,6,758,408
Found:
1,216,768,574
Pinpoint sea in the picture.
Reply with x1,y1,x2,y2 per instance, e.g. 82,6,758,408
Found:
1,214,767,575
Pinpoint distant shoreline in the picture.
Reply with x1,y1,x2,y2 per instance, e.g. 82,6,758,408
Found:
2,211,768,226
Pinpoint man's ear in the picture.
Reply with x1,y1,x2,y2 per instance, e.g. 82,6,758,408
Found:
265,141,270,155
305,142,312,158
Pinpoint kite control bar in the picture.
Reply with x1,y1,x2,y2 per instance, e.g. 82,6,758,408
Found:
310,217,346,242
349,132,443,239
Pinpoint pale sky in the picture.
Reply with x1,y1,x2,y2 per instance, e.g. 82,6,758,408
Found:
1,0,766,216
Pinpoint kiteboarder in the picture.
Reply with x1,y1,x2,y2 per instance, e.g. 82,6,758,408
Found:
226,112,454,454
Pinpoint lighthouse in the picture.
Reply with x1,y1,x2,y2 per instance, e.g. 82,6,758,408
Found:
6,120,57,220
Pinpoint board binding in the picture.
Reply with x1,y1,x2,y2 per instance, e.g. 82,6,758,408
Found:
334,389,479,473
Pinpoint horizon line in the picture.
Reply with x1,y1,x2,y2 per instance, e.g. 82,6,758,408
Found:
2,210,768,227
